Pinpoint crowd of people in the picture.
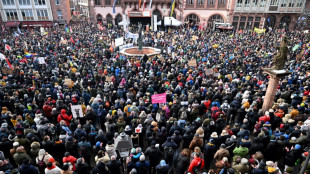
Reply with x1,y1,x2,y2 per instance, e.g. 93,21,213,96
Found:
0,21,309,174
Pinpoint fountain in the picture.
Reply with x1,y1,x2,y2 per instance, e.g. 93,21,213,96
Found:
120,23,161,57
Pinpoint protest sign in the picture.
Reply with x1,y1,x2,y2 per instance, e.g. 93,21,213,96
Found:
115,37,124,47
38,57,46,64
188,60,197,67
151,93,166,104
135,128,142,133
71,105,83,118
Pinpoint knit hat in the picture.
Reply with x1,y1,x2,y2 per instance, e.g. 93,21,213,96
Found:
160,160,167,166
76,158,83,164
241,158,248,165
220,144,226,148
295,144,301,150
96,141,101,147
140,155,145,161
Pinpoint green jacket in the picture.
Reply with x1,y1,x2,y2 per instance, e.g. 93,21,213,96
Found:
233,147,249,158
13,152,31,166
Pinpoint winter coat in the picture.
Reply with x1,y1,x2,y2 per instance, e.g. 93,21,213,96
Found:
76,163,89,174
188,156,204,173
175,153,190,174
107,160,122,174
145,146,162,167
19,163,39,174
13,152,32,166
232,164,250,174
214,148,230,161
57,109,72,126
204,143,217,160
105,144,117,158
92,162,108,174
233,146,249,158
189,137,203,152
63,155,77,171
45,165,62,174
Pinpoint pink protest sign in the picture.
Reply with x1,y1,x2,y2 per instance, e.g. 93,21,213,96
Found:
151,93,167,104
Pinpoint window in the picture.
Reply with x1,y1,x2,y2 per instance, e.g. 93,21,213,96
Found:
270,0,278,5
233,16,239,21
208,0,215,4
296,0,302,7
21,9,33,20
2,0,15,5
5,10,18,20
57,10,63,19
105,0,111,5
37,10,48,20
255,17,261,21
55,0,60,5
240,16,246,21
281,0,286,7
185,13,200,24
95,0,101,5
288,0,294,7
115,0,121,5
244,0,250,7
237,0,242,7
218,0,226,5
198,0,204,5
252,0,258,7
19,0,31,5
187,0,193,5
248,16,253,21
260,0,266,7
207,14,223,27
34,0,46,5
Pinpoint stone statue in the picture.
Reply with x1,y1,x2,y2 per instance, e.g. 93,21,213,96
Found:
138,23,143,51
272,36,289,70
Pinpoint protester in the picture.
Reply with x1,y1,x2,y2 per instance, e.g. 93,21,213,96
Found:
0,21,309,174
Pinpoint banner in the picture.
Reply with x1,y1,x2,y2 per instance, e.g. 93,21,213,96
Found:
151,93,166,104
125,32,139,39
292,44,299,52
154,15,157,32
71,105,83,118
254,27,266,34
115,37,124,47
119,43,134,50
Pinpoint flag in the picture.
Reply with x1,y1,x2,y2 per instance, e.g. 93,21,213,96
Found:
170,0,175,17
70,27,73,33
149,0,152,10
65,26,69,32
292,44,299,52
143,0,146,10
17,27,23,34
14,32,19,37
113,0,117,13
70,37,75,44
0,53,13,69
25,51,37,58
139,0,141,8
5,44,11,51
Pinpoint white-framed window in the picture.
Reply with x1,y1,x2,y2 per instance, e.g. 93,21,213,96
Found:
198,0,204,5
252,0,258,6
57,10,63,19
260,0,266,7
187,0,193,5
2,0,15,5
218,0,226,4
36,10,48,20
55,0,60,5
281,0,286,7
19,0,31,5
270,0,278,5
288,0,294,7
5,10,18,20
244,0,250,7
296,0,302,7
237,0,242,7
21,9,34,20
34,0,46,5
208,0,215,5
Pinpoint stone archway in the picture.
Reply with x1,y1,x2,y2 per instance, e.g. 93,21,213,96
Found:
279,15,291,29
153,9,162,21
185,13,200,25
207,14,224,28
106,14,113,24
265,15,276,28
96,14,103,22
115,13,122,25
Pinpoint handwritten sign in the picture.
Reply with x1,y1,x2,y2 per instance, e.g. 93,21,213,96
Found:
71,105,83,118
188,60,197,67
38,57,46,64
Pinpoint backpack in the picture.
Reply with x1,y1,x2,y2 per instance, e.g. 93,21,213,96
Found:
37,154,46,172
193,159,202,174
127,106,131,113
164,146,174,157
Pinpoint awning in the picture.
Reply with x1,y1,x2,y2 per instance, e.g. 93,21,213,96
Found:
5,22,20,27
21,21,53,27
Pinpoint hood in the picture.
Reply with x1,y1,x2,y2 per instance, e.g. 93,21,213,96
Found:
61,109,66,114
31,142,40,149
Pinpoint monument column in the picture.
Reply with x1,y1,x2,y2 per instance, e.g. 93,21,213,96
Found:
262,75,280,112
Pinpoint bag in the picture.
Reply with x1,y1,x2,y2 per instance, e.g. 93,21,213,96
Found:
193,159,202,174
37,154,46,172
164,146,174,157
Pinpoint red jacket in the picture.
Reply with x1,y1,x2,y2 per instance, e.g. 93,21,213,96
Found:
42,105,52,117
57,109,72,126
63,155,77,171
188,157,205,173
259,115,270,123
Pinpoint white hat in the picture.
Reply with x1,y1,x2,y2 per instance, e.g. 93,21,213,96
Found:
13,142,19,147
